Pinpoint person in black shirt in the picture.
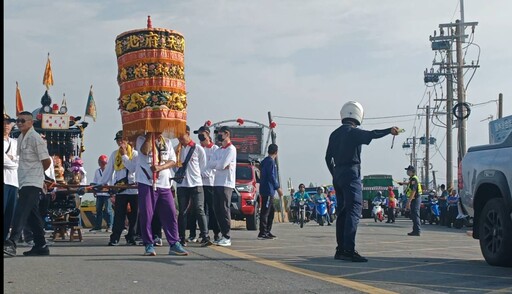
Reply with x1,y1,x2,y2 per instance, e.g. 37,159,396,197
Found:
325,101,399,262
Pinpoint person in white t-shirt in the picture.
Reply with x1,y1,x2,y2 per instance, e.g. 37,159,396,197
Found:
194,125,220,242
208,126,237,247
4,113,18,241
175,126,211,247
4,111,51,257
135,132,188,257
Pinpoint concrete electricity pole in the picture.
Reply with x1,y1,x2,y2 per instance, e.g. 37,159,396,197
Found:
428,0,478,189
445,44,454,190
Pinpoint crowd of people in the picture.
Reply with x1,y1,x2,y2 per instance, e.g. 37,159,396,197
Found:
4,102,463,262
5,111,272,257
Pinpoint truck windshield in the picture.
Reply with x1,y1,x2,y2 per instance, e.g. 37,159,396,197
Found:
236,166,253,181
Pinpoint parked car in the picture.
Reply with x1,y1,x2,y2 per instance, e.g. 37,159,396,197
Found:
460,131,512,267
230,162,260,230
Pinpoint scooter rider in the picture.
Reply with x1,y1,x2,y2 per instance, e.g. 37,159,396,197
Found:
325,101,400,262
293,184,313,221
315,187,331,226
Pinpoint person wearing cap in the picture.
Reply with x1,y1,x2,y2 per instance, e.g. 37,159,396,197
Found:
208,125,237,247
325,101,400,262
4,111,51,256
398,165,423,236
98,130,139,246
258,143,284,240
4,113,18,241
194,125,221,242
175,126,212,247
89,154,113,233
135,131,189,256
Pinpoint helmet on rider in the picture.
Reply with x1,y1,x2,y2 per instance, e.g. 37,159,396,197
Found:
340,101,364,126
317,187,324,194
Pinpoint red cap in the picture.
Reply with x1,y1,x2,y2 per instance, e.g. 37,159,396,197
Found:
98,155,108,163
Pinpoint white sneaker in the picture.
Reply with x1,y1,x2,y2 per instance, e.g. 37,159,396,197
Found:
216,237,231,247
187,236,198,243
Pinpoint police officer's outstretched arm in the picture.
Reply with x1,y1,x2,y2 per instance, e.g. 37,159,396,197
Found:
356,127,400,145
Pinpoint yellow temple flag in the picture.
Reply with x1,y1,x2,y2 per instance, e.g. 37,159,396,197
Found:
85,85,97,122
16,82,24,116
43,53,54,90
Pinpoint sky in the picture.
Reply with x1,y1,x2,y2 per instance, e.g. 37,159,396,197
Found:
4,0,511,193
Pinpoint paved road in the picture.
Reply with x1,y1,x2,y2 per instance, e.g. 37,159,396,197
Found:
4,217,512,294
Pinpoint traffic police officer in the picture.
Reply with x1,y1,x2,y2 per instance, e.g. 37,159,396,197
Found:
399,165,423,236
325,101,400,262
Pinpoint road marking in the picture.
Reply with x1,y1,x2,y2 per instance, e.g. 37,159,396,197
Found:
212,246,397,294
364,245,478,254
488,286,512,293
340,259,456,277
357,279,505,293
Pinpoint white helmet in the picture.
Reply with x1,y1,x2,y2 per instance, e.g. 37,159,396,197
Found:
340,101,364,125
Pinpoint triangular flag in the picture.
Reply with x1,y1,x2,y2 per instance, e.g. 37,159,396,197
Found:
16,81,24,116
84,85,97,122
61,93,67,107
43,53,54,90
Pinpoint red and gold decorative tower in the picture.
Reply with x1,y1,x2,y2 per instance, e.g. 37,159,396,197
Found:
115,16,187,138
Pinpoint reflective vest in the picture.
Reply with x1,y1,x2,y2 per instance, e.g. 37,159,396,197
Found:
406,175,422,198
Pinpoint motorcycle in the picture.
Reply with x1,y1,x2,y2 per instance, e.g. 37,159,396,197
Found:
372,200,385,222
315,198,330,226
428,199,441,225
454,198,473,229
296,199,311,228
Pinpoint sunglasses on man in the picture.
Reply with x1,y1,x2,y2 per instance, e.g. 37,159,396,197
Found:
16,118,29,124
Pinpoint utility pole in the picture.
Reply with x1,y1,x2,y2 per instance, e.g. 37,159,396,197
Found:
455,19,467,160
425,101,430,190
268,111,285,222
498,93,503,119
446,39,454,190
428,0,478,190
432,170,437,190
412,135,417,172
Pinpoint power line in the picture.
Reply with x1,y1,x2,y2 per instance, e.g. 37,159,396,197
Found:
273,113,417,121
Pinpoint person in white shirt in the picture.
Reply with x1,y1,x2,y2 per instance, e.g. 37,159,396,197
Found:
208,126,237,247
135,132,188,256
97,130,139,246
4,111,51,257
4,114,18,241
175,126,211,247
89,154,113,233
22,135,57,246
194,125,220,242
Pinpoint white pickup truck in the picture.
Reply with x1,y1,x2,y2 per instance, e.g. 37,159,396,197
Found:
460,131,512,267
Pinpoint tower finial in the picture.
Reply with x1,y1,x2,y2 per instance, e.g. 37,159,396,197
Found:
147,15,152,29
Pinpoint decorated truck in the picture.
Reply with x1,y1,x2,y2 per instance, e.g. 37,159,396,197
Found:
362,174,399,218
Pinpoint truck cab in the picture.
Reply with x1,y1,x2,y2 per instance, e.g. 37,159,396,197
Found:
460,130,512,267
231,161,261,230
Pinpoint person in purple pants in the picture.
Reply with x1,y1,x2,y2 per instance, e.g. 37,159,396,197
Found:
135,132,188,256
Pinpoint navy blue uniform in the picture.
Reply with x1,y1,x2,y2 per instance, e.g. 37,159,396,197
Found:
259,156,280,236
325,124,392,253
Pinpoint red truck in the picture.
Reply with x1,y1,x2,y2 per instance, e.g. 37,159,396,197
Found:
231,161,261,230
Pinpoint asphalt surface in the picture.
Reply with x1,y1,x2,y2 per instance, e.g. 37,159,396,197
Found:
4,217,512,294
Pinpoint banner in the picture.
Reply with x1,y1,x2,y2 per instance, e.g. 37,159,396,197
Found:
84,86,97,122
15,81,24,116
43,53,54,90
